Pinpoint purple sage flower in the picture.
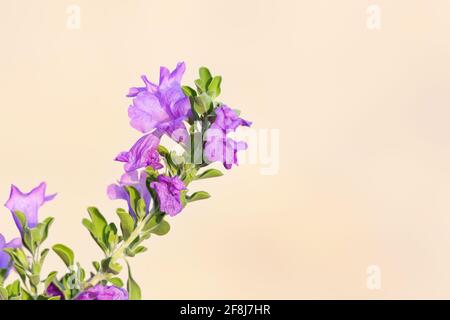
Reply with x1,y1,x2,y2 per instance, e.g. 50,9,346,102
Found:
115,133,163,172
127,62,191,144
150,175,186,217
107,170,152,218
0,234,21,277
74,285,128,300
46,282,65,300
4,182,56,232
210,105,252,133
204,106,251,169
204,133,248,170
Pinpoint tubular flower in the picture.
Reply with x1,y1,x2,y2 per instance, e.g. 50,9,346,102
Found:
4,182,56,232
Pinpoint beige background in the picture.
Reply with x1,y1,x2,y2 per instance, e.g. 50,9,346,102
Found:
1,0,450,299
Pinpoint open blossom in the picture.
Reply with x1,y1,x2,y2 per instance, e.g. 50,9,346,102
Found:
127,62,191,143
115,133,163,172
107,170,152,218
210,105,252,132
75,285,128,300
4,182,56,232
204,105,251,169
0,234,21,277
204,133,248,170
150,175,186,216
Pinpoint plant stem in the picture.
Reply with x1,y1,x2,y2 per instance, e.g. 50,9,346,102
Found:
83,215,150,288
110,216,149,263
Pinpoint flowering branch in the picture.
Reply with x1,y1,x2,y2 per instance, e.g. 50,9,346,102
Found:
0,62,252,300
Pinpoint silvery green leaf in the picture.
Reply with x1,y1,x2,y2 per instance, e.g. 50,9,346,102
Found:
116,208,135,240
52,244,75,267
196,168,224,180
127,262,141,300
187,191,211,202
207,76,222,98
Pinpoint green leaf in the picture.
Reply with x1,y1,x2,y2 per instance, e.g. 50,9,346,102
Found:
199,67,212,83
0,269,6,287
195,79,206,93
101,258,122,275
193,93,212,115
31,260,42,275
29,274,40,287
151,220,170,236
136,198,147,220
125,186,141,219
126,245,148,257
77,263,86,282
182,85,197,97
187,191,211,202
92,261,100,272
20,288,33,300
116,208,135,240
22,230,34,253
109,277,124,287
40,248,50,266
142,213,164,233
157,145,170,157
0,287,8,300
180,190,187,207
207,76,222,98
195,168,224,180
126,262,141,300
144,166,159,179
4,248,29,270
40,217,55,243
104,223,119,250
134,246,147,255
31,227,43,245
44,271,58,290
13,211,27,230
52,244,75,267
6,280,21,298
87,207,107,236
83,207,109,253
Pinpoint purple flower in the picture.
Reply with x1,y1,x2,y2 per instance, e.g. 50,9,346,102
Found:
204,132,248,169
204,106,251,169
4,182,56,232
107,171,151,218
115,133,163,172
0,234,21,277
127,62,191,143
74,285,128,300
150,175,186,217
46,283,65,300
210,105,252,132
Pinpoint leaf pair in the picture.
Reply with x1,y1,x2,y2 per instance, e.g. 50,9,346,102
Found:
82,207,112,254
183,66,223,117
14,211,54,255
195,67,222,99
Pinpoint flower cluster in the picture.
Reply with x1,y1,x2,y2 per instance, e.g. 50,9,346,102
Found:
0,62,251,300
